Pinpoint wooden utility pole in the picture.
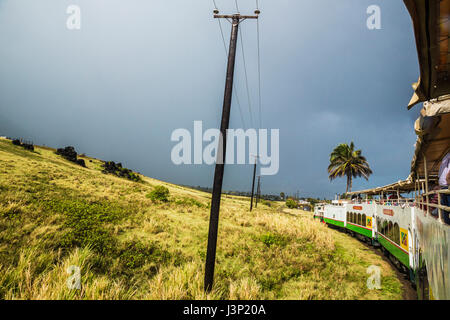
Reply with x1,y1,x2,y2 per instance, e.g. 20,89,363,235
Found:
204,11,259,293
250,158,258,211
255,176,261,208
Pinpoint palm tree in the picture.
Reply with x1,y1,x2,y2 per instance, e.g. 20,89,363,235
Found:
328,142,373,193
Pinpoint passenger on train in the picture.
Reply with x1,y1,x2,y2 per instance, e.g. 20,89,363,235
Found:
387,193,397,206
438,152,450,224
429,185,440,217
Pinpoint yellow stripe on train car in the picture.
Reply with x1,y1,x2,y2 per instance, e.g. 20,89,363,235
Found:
400,228,408,252
366,216,373,229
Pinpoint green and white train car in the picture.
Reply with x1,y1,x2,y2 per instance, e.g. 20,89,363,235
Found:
323,201,376,241
375,203,414,272
323,200,347,228
313,203,325,222
345,203,376,240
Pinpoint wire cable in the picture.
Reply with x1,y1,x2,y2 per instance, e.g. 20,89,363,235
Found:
239,28,255,129
213,0,247,129
235,0,240,13
256,1,262,129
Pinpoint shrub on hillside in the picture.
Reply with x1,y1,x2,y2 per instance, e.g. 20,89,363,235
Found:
11,139,34,151
260,199,271,207
102,161,142,182
174,197,205,208
286,199,298,209
147,186,170,202
260,232,288,247
56,146,86,167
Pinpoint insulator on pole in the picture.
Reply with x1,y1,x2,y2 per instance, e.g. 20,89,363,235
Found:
254,9,260,15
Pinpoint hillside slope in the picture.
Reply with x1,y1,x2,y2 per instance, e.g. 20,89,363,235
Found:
0,138,403,299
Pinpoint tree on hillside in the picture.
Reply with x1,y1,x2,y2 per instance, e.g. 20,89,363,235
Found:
328,142,373,193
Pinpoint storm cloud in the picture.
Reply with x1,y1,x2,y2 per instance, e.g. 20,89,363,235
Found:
0,0,421,198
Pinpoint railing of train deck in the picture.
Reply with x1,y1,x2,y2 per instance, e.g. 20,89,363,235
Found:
415,188,450,225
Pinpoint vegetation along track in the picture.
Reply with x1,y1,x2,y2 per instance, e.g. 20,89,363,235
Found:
0,138,404,299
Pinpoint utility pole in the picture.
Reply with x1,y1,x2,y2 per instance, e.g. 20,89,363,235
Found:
255,176,261,208
204,10,259,293
250,155,258,211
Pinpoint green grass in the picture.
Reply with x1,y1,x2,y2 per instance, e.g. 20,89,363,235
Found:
0,138,404,299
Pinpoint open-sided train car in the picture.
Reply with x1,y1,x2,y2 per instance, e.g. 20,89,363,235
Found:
346,181,417,274
404,0,450,299
409,98,450,299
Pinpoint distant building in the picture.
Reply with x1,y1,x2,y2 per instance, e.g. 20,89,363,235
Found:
297,200,311,211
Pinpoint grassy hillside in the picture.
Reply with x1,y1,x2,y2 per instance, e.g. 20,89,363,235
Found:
0,138,403,299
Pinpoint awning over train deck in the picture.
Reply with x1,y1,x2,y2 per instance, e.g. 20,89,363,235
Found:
404,0,450,108
411,98,450,178
346,178,417,196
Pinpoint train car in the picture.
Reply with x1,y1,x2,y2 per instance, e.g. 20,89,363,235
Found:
376,200,414,273
347,181,416,273
345,202,376,243
313,203,325,222
404,0,450,299
408,98,450,299
323,200,348,228
323,199,376,244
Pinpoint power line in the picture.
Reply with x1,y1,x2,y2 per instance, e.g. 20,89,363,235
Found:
256,1,262,129
235,0,240,13
213,0,247,129
239,28,255,129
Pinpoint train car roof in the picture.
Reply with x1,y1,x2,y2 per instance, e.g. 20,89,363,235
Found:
410,98,450,178
346,178,418,196
404,0,450,108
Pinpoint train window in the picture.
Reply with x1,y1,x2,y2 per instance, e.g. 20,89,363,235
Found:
382,220,388,235
388,221,393,240
377,218,381,233
362,214,366,227
351,212,354,223
393,223,400,245
358,213,362,225
346,211,350,222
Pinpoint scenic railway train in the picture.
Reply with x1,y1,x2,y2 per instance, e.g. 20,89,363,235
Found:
315,0,450,299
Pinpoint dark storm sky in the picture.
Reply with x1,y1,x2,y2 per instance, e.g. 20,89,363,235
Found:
0,0,422,198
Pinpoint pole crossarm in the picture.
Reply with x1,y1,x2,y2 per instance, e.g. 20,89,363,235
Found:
214,14,259,20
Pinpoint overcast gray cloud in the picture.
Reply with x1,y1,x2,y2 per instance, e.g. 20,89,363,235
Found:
0,0,421,198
